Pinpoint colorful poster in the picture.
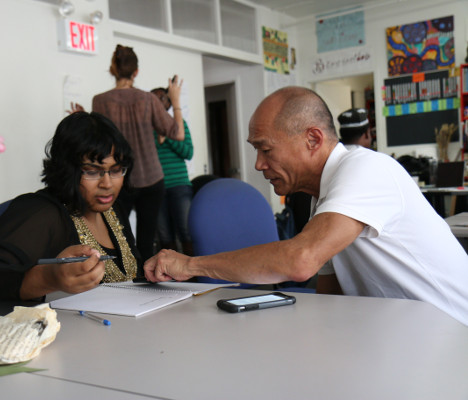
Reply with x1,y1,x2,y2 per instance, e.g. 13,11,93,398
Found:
382,69,459,116
263,26,289,74
316,9,365,53
386,16,454,76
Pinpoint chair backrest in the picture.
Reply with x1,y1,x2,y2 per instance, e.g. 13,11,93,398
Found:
0,200,11,216
188,178,279,284
190,174,219,197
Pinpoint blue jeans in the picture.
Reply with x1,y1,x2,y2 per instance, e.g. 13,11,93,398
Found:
157,185,193,247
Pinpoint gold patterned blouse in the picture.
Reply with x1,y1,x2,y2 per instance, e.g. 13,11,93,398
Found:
71,207,137,282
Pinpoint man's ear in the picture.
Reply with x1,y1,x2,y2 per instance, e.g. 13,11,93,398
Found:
305,128,323,151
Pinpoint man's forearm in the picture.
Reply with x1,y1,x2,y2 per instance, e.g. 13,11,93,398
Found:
185,212,365,285
187,239,321,284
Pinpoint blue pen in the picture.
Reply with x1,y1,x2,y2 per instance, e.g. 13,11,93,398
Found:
79,311,111,326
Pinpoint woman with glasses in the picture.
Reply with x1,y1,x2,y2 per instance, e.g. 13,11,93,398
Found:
0,112,141,301
70,45,184,261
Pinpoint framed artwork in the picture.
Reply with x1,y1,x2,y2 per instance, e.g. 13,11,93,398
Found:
386,16,454,76
262,26,289,75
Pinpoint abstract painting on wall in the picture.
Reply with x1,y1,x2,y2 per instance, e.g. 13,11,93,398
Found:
386,16,454,76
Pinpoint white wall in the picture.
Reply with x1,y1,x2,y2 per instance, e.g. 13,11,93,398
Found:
0,0,208,203
257,8,298,212
203,8,299,213
109,35,208,182
314,82,352,128
1,0,109,201
313,74,373,138
203,56,268,200
0,0,297,212
6,0,463,211
296,0,468,160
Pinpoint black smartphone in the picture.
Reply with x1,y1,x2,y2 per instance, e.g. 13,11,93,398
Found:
172,75,177,82
217,292,296,313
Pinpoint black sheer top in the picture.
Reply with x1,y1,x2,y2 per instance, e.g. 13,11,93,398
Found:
0,189,142,301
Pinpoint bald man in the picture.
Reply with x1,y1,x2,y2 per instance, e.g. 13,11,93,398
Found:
144,87,468,325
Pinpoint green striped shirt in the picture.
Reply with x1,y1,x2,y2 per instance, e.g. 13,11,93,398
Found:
155,120,193,189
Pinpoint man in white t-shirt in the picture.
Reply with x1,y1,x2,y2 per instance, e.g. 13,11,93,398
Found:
144,86,468,325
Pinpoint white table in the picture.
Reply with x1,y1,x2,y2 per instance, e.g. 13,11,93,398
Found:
2,374,155,400
421,186,468,217
445,212,468,252
445,212,468,237
2,289,468,400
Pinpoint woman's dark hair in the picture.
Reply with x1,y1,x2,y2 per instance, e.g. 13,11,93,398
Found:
109,44,138,80
150,87,168,94
42,112,133,215
150,87,171,109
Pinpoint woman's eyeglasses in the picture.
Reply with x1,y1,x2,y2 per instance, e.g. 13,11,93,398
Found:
81,167,128,180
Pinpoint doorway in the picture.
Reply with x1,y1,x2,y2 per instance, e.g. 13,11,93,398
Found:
204,83,241,179
313,73,376,147
207,100,231,177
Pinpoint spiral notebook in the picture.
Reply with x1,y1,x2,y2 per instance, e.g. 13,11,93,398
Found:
50,282,238,317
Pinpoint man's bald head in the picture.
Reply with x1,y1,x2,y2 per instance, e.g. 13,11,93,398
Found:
251,87,338,141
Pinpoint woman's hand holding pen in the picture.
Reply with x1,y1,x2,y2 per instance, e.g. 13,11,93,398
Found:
48,245,106,294
20,245,105,300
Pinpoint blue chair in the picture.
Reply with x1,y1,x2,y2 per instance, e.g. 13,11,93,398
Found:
0,200,11,216
188,178,279,287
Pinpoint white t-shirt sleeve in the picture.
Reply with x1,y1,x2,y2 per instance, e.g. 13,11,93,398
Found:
315,150,404,238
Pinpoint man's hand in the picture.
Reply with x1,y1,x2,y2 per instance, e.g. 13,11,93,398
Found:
144,249,193,282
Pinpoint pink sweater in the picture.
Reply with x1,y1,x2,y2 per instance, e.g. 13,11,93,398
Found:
93,87,179,188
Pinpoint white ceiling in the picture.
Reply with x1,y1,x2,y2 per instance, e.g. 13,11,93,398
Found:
247,0,411,20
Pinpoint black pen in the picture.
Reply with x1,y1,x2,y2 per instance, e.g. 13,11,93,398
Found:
37,255,116,265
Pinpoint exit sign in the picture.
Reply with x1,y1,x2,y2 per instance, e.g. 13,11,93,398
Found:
58,19,98,55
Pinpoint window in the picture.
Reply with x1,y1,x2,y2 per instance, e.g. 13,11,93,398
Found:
109,0,167,31
172,0,217,44
220,0,257,53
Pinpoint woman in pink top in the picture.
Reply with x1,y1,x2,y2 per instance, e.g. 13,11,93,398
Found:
92,44,185,260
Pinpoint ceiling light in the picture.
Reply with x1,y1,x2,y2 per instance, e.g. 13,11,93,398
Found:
90,10,103,25
58,0,75,18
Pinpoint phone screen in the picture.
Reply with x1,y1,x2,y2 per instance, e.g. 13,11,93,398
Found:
226,294,285,306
